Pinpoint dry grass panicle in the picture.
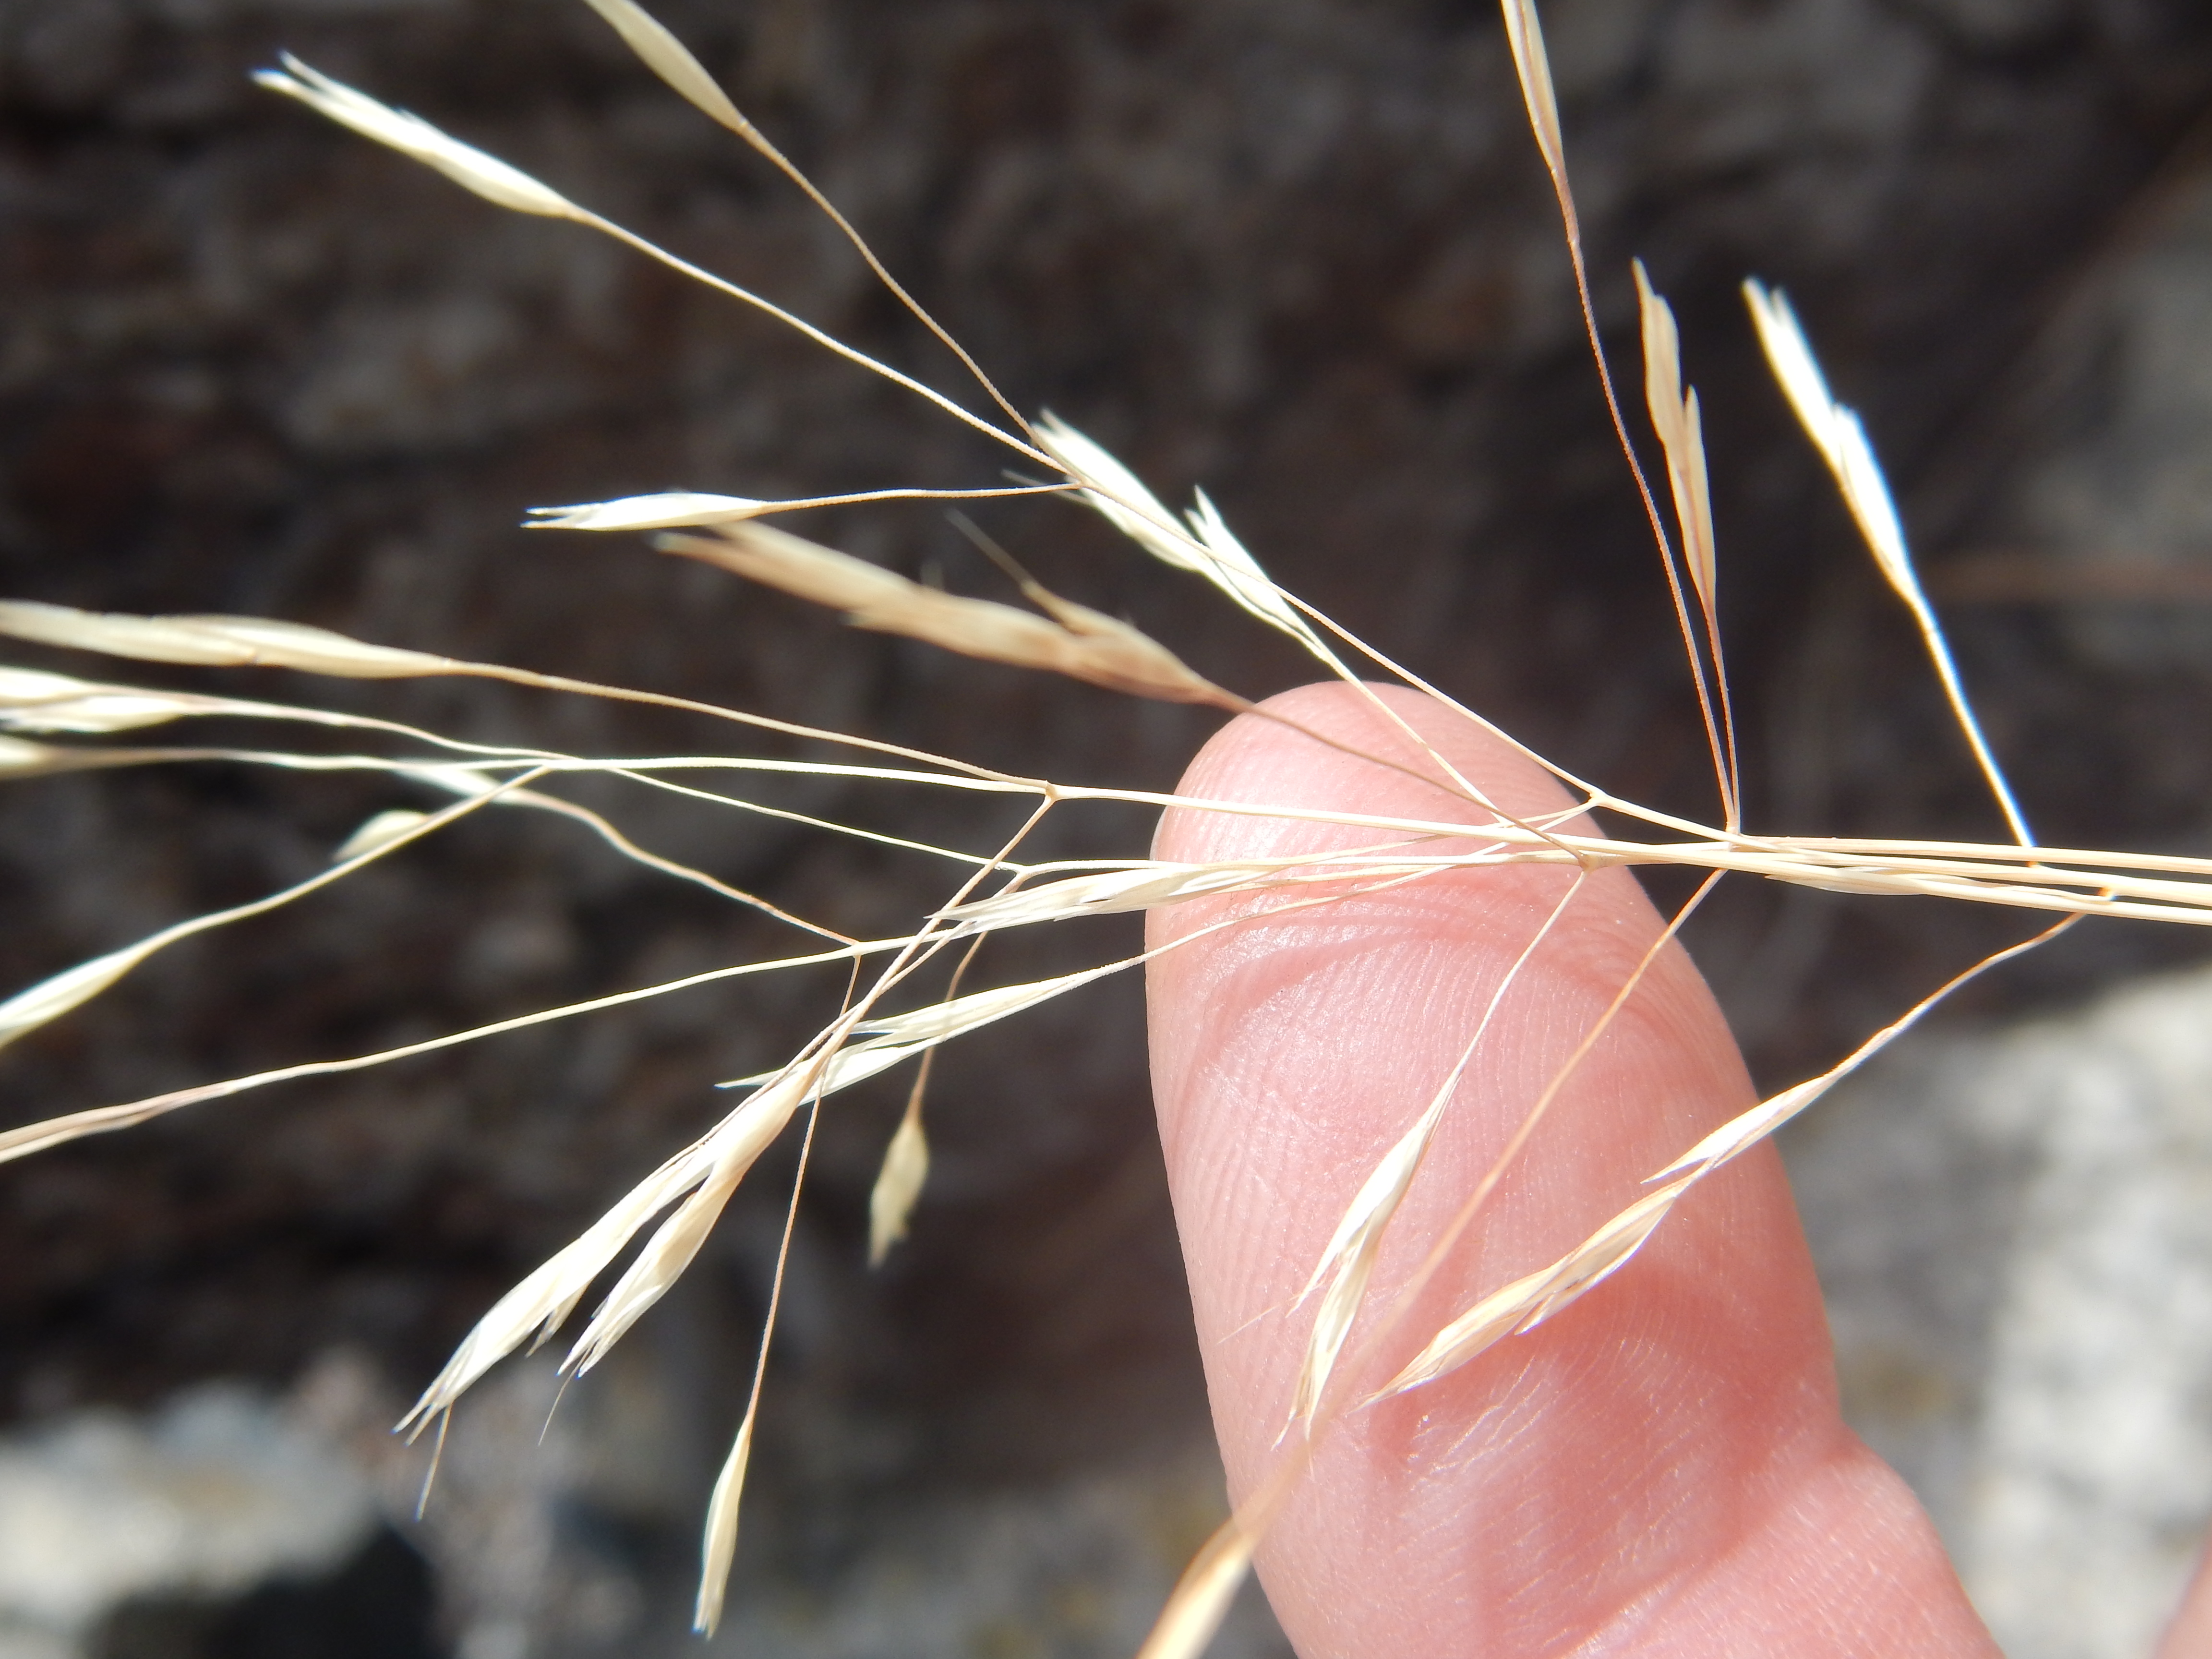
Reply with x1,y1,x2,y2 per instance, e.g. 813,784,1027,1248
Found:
3,2,2207,1654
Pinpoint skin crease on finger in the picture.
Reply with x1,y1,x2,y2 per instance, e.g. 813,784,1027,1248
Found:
1144,683,1997,1658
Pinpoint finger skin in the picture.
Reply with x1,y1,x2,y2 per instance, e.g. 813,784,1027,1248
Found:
1146,685,1995,1657
2160,1535,2212,1657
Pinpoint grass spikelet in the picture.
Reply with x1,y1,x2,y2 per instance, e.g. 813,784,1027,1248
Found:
529,484,1062,532
252,55,581,220
1742,280,1914,599
576,0,1041,449
1631,260,1737,823
574,0,750,135
1496,0,1736,824
695,1394,758,1634
0,947,154,1059
937,859,1359,932
1499,0,1566,203
1034,418,1322,651
1131,1514,1259,1659
1379,916,2069,1402
1744,278,2032,845
332,809,433,863
660,523,1241,707
699,1043,834,1632
867,1095,930,1267
0,777,527,1055
0,599,466,679
397,1141,729,1435
0,735,147,777
0,667,571,761
1634,263,1718,628
255,50,1053,457
0,936,882,1169
1378,1178,1693,1398
1286,875,1586,1429
560,1148,758,1377
719,968,1127,1094
531,492,775,531
0,668,241,733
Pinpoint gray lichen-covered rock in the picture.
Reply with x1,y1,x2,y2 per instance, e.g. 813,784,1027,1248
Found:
0,1384,380,1653
1787,960,2212,1659
0,1350,1286,1659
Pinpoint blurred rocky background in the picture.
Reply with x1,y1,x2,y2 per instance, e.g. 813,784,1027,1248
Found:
1794,956,2212,1659
5,0,2212,1654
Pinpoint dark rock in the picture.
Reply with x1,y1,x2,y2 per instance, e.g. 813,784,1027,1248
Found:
91,1528,443,1659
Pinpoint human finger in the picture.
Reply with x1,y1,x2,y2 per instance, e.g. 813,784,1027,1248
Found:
1146,683,1994,1657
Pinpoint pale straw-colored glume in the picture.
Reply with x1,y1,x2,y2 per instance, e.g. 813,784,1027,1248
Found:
0,2,2197,1654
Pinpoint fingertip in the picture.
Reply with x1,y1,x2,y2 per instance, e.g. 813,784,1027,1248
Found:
1144,682,1993,1657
